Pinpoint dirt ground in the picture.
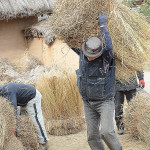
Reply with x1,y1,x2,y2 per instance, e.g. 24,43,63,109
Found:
48,127,147,150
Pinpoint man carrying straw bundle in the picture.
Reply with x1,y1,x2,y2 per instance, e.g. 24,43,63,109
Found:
0,83,49,150
71,14,122,150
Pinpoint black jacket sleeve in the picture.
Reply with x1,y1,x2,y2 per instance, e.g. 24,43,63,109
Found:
137,71,144,81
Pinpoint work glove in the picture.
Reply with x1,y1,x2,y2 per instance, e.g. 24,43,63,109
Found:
139,80,145,89
99,13,107,26
13,130,18,137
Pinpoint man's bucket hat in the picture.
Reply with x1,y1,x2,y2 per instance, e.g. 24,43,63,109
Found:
82,36,103,58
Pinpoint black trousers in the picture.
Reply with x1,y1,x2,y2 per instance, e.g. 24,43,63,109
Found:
115,89,136,130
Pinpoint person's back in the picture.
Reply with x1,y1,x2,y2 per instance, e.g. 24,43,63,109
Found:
0,83,36,110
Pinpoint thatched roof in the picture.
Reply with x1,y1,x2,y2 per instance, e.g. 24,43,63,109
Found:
0,0,56,20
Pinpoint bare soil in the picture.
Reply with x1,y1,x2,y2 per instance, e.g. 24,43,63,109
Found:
48,127,147,150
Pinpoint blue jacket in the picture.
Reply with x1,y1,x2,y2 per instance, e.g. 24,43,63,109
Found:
72,27,115,100
0,83,36,112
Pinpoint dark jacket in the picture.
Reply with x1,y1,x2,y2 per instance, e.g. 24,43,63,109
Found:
115,71,144,91
0,83,36,111
72,27,115,100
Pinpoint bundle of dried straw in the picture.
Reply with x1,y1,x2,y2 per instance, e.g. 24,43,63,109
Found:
124,92,150,148
0,97,38,150
30,0,150,81
36,68,84,135
0,97,25,150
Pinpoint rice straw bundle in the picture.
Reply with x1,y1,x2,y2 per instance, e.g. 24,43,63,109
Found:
108,1,150,70
115,58,136,82
17,116,39,150
49,0,112,47
0,97,16,147
0,98,27,150
0,116,6,149
45,117,85,136
30,0,112,47
36,69,84,135
124,92,150,148
4,136,25,150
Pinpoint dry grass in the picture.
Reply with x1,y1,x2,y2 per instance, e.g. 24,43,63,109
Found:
36,69,84,135
124,92,150,148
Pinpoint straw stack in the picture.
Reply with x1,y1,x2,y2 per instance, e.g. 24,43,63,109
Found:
36,68,84,135
124,92,150,148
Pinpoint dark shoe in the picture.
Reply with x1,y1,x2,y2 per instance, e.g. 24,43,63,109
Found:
117,128,124,135
38,142,50,150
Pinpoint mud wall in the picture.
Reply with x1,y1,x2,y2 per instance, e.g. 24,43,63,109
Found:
0,17,38,60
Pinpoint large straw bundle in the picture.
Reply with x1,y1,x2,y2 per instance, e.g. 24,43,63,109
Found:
108,1,150,71
40,0,111,47
45,117,85,136
31,0,150,81
124,92,150,148
36,68,84,135
0,97,16,147
0,116,6,149
0,97,38,149
17,116,39,150
4,136,25,150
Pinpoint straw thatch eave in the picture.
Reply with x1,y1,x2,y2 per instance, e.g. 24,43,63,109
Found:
0,0,56,21
24,18,59,44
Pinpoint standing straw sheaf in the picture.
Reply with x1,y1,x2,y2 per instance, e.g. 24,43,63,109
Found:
36,68,84,135
124,93,150,148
